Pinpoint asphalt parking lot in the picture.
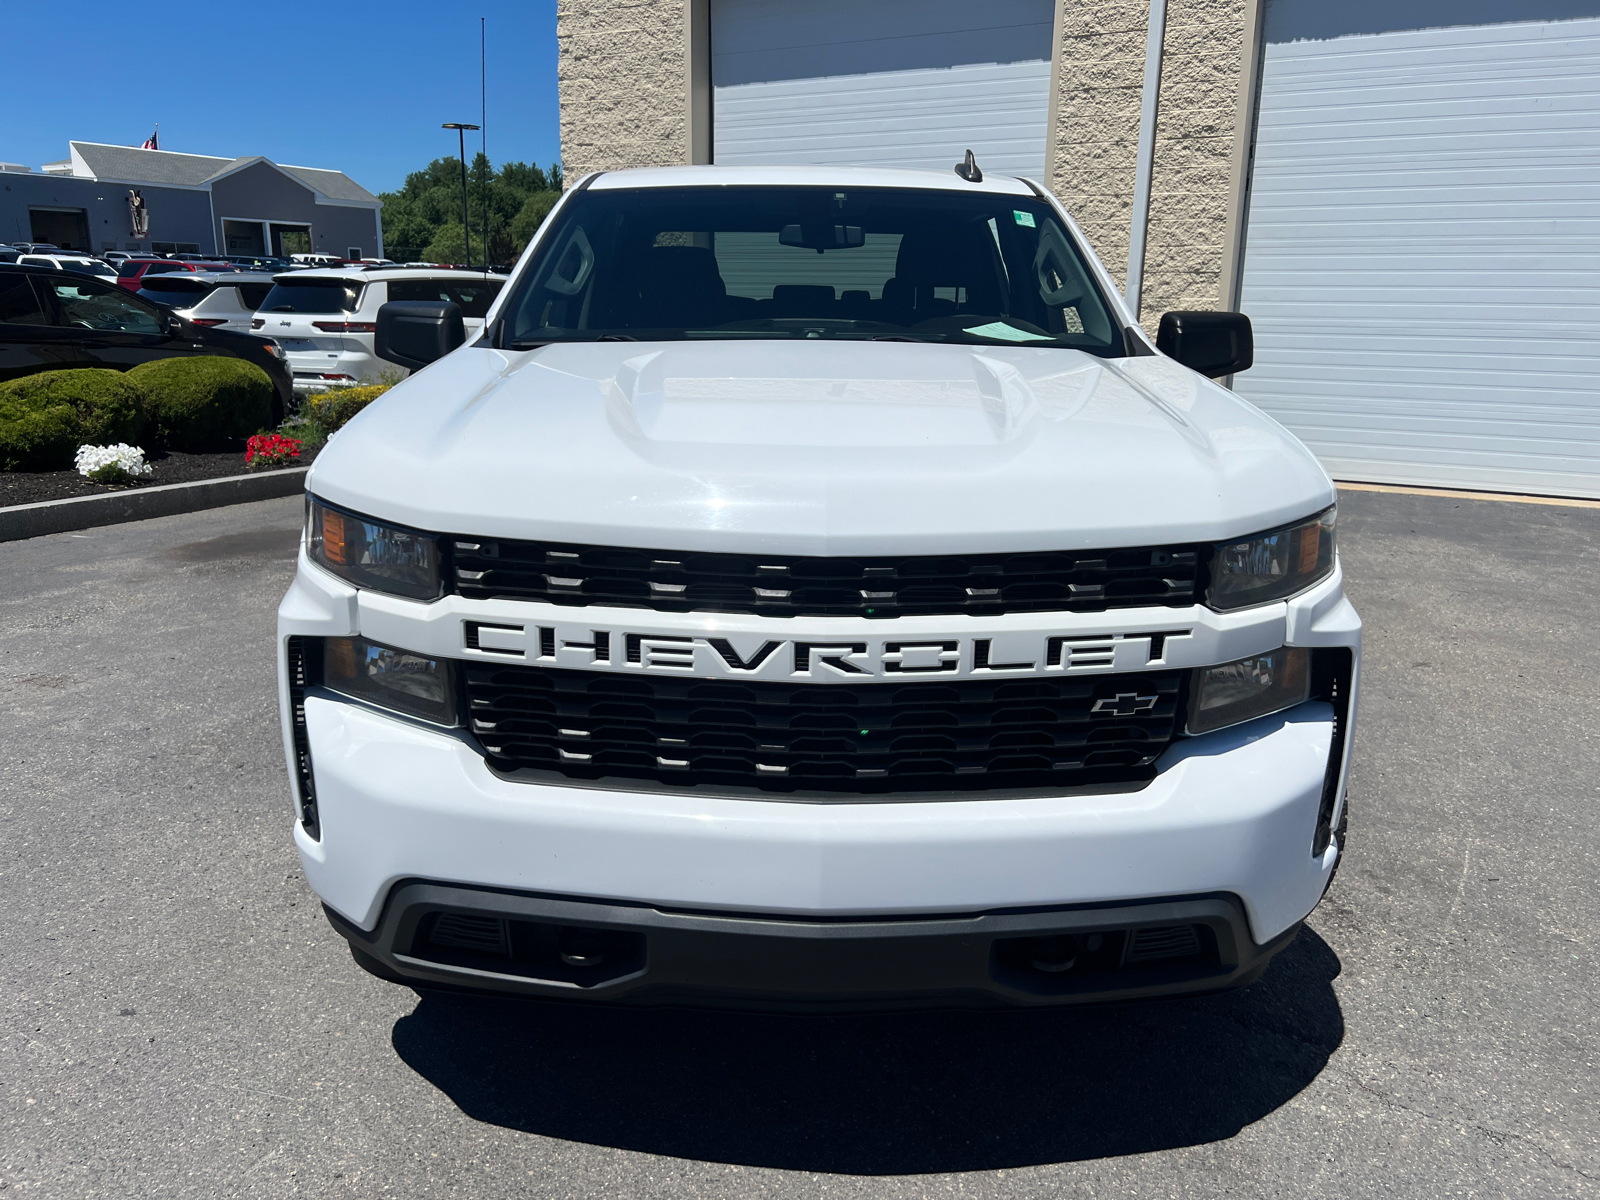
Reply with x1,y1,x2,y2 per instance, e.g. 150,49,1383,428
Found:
2,487,1597,1198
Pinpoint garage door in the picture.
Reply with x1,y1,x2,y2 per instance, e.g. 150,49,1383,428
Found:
711,0,1054,177
1236,2,1600,498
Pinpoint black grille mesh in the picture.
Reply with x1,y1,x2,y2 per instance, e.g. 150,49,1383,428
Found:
464,661,1184,795
450,537,1202,619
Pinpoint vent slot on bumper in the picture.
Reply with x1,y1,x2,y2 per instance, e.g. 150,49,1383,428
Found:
1311,648,1355,856
285,636,322,839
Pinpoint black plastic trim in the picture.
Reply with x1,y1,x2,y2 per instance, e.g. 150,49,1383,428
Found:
1311,647,1354,856
326,883,1300,1012
284,636,322,839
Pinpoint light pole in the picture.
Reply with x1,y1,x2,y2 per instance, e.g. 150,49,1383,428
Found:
442,122,479,268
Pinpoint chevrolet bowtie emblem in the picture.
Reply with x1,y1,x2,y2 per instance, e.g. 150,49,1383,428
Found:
1091,693,1159,717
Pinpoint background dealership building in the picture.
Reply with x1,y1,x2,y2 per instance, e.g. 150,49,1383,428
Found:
558,0,1600,499
0,142,382,261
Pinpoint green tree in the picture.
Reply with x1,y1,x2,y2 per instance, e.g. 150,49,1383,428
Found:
421,223,469,266
380,153,562,265
509,190,561,252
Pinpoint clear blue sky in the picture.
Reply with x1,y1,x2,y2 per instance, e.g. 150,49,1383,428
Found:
0,0,559,196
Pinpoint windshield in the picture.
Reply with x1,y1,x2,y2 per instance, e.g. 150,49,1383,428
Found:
501,185,1121,353
258,279,363,314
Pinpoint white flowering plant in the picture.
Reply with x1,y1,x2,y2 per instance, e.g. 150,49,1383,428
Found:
75,443,154,485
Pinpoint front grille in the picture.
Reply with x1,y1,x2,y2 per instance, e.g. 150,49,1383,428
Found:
450,537,1203,619
464,661,1185,795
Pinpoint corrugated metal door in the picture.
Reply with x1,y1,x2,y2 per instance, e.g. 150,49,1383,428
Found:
711,0,1054,177
1237,3,1600,498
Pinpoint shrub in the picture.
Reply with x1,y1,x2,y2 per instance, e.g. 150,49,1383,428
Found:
272,417,327,452
304,383,391,434
129,356,274,451
0,369,148,471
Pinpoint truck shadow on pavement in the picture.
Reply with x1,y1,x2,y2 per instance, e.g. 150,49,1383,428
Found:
389,925,1343,1173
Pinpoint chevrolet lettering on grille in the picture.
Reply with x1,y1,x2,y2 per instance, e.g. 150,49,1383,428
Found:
462,620,1195,682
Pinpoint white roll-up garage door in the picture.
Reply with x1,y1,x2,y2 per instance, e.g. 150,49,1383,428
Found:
1236,2,1600,498
711,0,1054,178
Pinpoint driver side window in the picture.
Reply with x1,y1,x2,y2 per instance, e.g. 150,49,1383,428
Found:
49,280,164,335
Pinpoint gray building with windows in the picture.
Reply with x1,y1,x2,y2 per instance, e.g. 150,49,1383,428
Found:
0,142,383,260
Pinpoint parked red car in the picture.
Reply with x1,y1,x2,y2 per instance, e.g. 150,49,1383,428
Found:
115,258,230,292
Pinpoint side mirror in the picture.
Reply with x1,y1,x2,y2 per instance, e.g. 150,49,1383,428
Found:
1155,310,1253,378
374,300,465,371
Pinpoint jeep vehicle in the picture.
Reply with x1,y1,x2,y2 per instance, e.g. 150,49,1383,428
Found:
277,164,1360,1009
251,267,502,394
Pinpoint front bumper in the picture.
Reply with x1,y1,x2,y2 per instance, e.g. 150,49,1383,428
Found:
329,883,1299,1011
278,551,1359,1007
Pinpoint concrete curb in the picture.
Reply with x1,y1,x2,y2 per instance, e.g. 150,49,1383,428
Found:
0,467,308,542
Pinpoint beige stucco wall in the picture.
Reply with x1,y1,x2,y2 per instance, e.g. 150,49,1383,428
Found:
557,0,689,179
1048,0,1152,294
1140,0,1251,325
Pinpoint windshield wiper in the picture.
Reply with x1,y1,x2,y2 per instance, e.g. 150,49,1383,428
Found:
511,333,639,349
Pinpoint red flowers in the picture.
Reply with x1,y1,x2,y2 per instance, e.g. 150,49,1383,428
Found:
245,433,303,470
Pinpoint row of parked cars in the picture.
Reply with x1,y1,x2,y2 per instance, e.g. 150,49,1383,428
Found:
0,253,505,413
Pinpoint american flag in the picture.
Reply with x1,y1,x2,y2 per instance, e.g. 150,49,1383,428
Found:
141,127,159,150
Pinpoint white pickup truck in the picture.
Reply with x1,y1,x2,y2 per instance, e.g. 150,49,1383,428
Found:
276,163,1360,1010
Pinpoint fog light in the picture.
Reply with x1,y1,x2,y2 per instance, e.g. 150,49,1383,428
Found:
324,636,457,726
1186,646,1310,735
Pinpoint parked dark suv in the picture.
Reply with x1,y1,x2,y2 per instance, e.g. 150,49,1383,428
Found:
0,264,293,421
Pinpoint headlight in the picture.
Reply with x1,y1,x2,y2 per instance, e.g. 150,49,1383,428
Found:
1186,647,1310,735
1207,507,1336,610
324,636,458,726
307,497,443,601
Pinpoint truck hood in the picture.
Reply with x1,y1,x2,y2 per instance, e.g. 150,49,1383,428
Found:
308,340,1334,555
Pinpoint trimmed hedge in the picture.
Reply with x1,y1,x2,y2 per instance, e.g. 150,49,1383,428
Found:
0,369,147,471
304,384,390,434
129,356,274,451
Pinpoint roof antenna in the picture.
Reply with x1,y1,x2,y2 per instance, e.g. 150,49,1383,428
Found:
954,149,983,182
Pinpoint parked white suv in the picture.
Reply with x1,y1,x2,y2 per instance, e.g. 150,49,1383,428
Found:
253,268,502,394
135,271,276,333
278,165,1360,1010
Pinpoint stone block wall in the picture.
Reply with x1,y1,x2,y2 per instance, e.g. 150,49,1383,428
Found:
558,0,689,179
1048,0,1152,293
1140,0,1251,326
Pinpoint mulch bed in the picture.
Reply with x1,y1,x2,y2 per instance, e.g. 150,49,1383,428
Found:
0,447,319,508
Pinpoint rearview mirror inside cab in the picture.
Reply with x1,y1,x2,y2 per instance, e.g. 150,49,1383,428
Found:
375,301,466,371
1156,310,1253,378
779,223,865,251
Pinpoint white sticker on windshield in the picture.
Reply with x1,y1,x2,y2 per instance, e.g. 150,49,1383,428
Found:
964,321,1055,343
1013,210,1036,227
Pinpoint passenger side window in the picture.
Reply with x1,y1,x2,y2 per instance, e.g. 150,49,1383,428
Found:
50,281,164,334
0,275,51,325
